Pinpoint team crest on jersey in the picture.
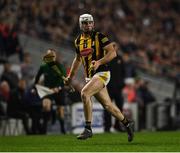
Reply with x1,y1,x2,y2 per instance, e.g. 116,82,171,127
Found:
80,48,94,57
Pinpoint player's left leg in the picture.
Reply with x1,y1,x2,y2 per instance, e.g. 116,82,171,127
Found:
94,87,134,142
113,93,124,131
41,98,52,134
95,87,125,121
57,106,66,134
42,98,51,112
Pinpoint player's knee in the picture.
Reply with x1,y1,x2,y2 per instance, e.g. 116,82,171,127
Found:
104,103,112,112
42,98,51,112
57,106,64,117
81,89,90,102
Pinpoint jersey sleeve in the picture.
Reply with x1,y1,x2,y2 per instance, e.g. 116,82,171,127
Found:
98,32,111,48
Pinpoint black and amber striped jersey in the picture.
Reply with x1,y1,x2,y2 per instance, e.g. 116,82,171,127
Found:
74,31,111,78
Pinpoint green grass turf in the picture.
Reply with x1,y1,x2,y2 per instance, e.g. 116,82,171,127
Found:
0,131,180,152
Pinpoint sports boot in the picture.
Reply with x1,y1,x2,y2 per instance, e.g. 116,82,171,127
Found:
77,128,93,140
126,121,134,142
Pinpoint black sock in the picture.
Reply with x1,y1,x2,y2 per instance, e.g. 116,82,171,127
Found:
85,121,92,131
59,118,66,134
121,117,129,127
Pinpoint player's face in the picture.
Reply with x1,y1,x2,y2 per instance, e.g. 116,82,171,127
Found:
81,21,94,33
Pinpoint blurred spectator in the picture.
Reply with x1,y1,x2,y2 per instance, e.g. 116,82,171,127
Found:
0,81,10,116
0,24,7,60
24,86,43,134
7,79,31,134
122,78,137,103
21,52,36,87
0,23,24,62
1,62,19,89
136,79,156,130
0,81,10,102
122,52,137,78
136,80,156,105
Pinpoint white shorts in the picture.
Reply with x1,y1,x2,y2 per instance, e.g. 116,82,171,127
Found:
85,71,111,86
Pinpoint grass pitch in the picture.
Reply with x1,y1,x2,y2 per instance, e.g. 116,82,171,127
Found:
0,131,180,152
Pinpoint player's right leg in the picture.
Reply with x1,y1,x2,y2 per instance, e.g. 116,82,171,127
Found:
55,91,66,134
77,76,105,140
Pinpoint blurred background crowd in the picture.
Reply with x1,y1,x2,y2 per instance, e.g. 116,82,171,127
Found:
0,0,180,135
1,0,179,78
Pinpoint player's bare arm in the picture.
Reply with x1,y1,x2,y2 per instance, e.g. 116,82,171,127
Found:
91,42,117,71
65,53,81,84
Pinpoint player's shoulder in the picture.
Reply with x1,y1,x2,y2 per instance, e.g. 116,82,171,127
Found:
97,31,108,38
74,33,81,43
75,33,81,39
74,33,82,49
96,31,110,44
